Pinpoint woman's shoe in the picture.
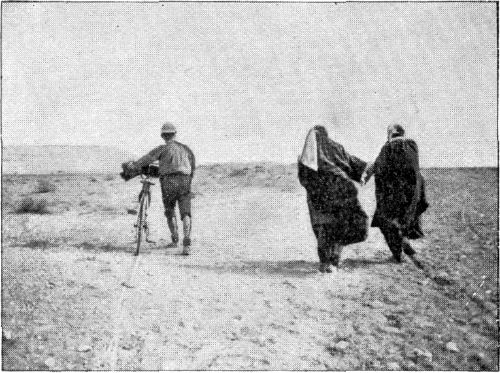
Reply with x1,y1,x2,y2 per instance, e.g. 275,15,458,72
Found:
330,255,340,267
319,263,332,273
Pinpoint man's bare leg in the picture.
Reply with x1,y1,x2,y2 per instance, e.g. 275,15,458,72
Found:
182,216,192,255
167,215,179,247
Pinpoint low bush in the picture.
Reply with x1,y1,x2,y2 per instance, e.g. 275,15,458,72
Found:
15,197,50,214
228,168,250,177
21,239,52,249
36,179,56,193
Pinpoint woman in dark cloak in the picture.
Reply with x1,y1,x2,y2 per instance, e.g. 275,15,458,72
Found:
364,124,429,262
298,126,369,273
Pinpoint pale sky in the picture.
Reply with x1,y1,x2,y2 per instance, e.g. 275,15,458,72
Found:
2,2,497,167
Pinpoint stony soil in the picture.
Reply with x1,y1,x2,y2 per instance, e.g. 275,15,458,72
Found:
2,166,498,370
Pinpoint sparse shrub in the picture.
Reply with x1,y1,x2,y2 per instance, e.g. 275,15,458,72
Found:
15,197,50,214
100,205,118,213
22,239,52,250
77,242,96,251
89,177,98,183
228,168,250,177
104,174,115,181
36,179,56,193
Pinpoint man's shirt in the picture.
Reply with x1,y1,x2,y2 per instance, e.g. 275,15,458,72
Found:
135,140,195,176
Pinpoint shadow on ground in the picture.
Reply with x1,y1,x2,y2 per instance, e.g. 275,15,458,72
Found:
182,260,320,278
341,257,395,270
76,241,136,254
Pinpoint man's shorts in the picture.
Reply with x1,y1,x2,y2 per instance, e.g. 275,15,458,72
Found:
160,174,192,219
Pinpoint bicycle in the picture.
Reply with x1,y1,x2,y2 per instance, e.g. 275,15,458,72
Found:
132,164,160,256
120,162,160,256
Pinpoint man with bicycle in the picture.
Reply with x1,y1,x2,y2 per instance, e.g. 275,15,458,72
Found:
124,122,195,255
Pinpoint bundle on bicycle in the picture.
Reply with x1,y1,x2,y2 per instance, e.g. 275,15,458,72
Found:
120,122,196,256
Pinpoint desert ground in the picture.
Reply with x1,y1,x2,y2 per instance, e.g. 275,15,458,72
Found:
1,164,498,370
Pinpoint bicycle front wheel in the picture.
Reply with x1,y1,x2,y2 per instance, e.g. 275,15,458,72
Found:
135,194,147,256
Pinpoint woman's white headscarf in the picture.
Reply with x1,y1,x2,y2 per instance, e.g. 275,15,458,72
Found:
299,128,318,171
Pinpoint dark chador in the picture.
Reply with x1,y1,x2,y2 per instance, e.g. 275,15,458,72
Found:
365,124,429,262
298,126,368,273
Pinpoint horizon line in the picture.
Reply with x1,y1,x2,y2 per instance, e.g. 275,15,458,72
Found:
2,143,498,168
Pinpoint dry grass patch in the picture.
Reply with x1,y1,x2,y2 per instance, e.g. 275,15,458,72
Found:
228,167,250,177
35,179,57,193
15,197,50,214
21,239,53,250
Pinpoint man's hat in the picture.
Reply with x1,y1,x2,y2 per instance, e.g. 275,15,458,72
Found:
161,122,177,134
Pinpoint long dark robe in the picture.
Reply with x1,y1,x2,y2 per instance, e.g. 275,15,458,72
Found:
298,133,368,245
370,137,429,238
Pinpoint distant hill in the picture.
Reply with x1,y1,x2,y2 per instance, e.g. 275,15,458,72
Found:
2,145,135,174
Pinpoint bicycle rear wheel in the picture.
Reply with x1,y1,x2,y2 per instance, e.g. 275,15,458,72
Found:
135,194,147,256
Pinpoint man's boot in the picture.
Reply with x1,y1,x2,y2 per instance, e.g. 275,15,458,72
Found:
166,234,178,248
182,238,191,255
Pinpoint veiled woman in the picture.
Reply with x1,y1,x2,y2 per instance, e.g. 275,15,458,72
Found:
298,126,369,273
